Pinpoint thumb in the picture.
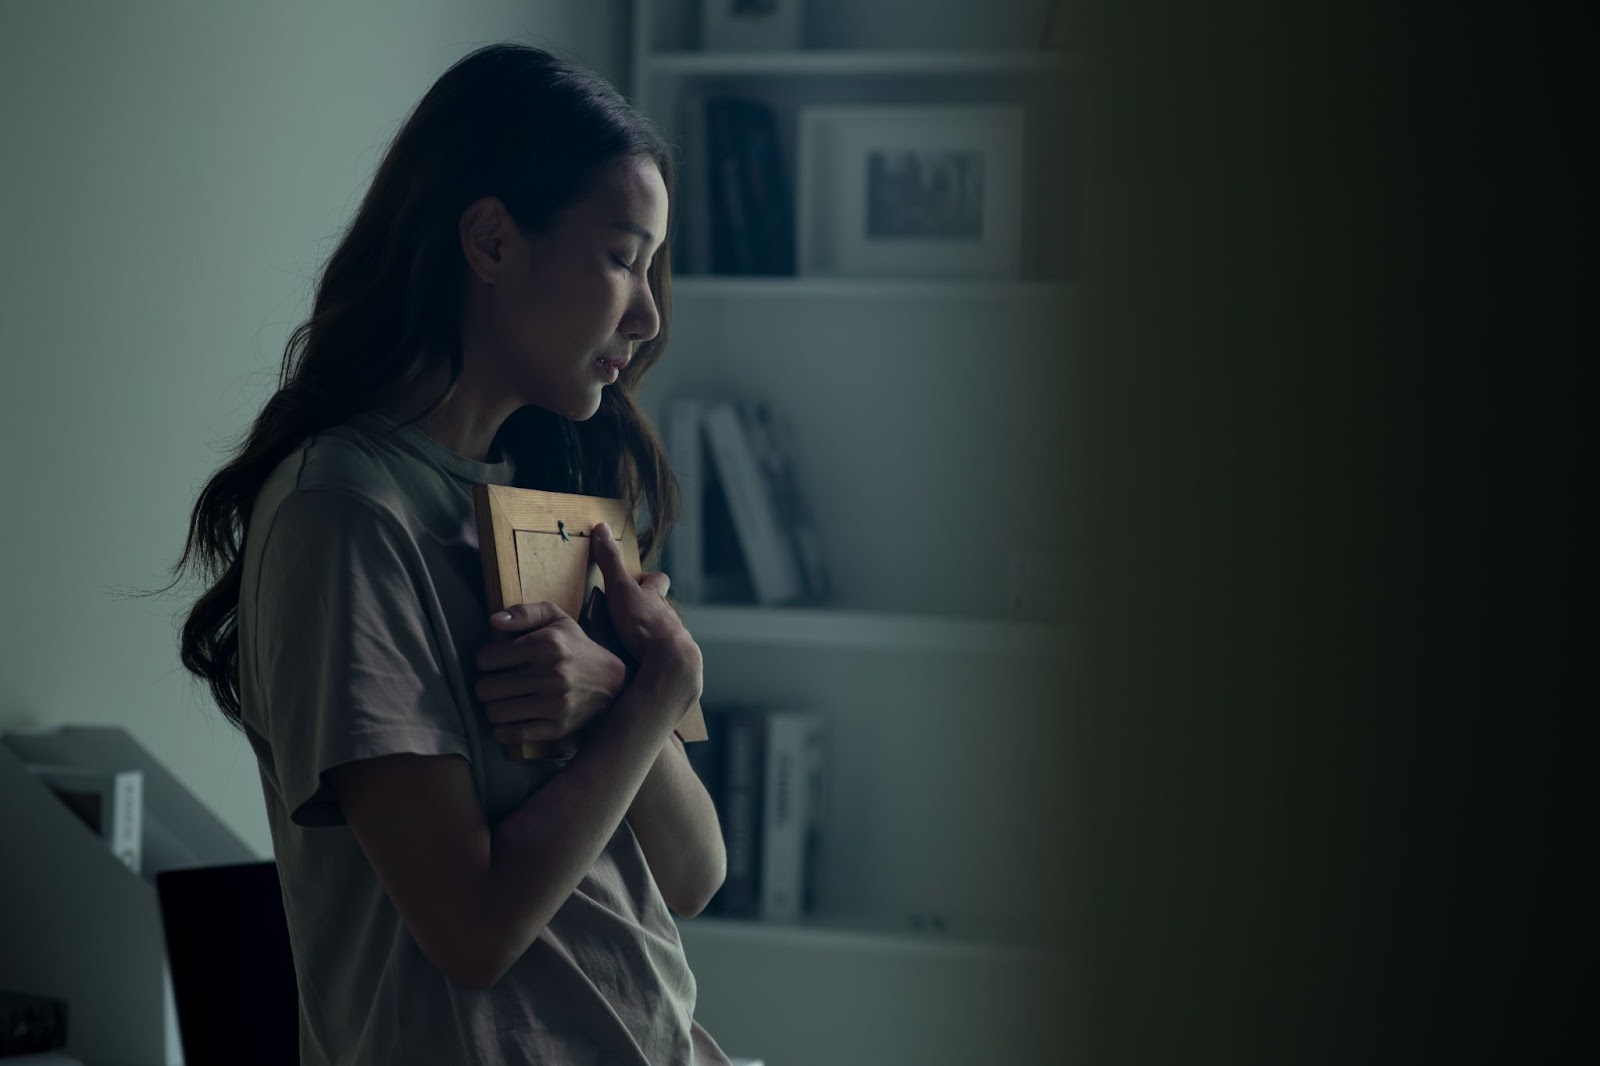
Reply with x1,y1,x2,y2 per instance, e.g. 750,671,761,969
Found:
489,600,567,631
589,522,632,588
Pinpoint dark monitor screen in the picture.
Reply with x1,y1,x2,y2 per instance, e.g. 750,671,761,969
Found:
155,861,299,1066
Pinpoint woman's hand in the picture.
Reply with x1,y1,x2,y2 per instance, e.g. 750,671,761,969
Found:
587,523,694,660
474,604,628,748
589,522,703,702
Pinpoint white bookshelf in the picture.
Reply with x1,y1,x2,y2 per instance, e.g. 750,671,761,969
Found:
629,4,1078,1064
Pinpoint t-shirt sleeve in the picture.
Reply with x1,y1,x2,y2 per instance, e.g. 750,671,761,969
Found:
252,488,471,828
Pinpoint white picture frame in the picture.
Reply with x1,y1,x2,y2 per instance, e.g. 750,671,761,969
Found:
797,105,1025,279
701,0,804,51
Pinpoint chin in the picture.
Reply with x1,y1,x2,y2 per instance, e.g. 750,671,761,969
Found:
563,391,605,422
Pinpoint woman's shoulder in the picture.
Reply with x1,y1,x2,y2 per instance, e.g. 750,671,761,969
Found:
248,417,415,545
285,415,415,510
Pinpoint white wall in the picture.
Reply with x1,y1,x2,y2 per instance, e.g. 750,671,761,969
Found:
0,0,629,858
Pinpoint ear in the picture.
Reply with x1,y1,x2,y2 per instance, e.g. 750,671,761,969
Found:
459,196,510,285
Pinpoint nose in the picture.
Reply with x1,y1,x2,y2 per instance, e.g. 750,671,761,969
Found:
621,281,661,345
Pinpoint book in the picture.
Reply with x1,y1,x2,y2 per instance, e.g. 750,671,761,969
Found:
741,400,828,601
702,403,805,605
677,90,714,275
22,762,142,876
702,443,757,603
801,712,828,917
664,398,707,603
706,97,757,275
758,709,825,922
684,713,727,805
731,99,796,275
709,708,768,917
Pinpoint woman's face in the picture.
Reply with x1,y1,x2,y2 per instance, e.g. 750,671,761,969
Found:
473,155,669,421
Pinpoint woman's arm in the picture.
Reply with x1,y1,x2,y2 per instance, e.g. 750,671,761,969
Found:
626,731,726,917
330,644,701,991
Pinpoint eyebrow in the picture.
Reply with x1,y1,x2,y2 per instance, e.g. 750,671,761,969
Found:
612,222,656,244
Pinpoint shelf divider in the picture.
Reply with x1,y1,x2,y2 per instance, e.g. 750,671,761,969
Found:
646,48,1081,78
676,604,1070,656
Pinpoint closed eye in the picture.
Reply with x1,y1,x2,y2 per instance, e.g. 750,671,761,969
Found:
611,254,635,274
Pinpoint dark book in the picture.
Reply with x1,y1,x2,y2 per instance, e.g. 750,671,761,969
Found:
729,99,795,275
741,400,828,602
702,443,757,603
684,707,727,811
705,98,757,275
708,709,767,917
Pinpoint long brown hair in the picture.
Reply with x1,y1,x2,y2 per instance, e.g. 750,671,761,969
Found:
160,43,679,730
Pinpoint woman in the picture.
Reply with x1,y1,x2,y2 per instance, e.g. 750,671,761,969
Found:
169,42,731,1065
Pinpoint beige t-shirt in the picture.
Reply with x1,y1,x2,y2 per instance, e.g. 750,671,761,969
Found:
237,408,730,1066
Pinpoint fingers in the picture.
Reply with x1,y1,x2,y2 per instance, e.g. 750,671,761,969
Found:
483,693,565,727
474,666,564,706
475,624,569,673
489,600,569,633
640,571,671,597
489,716,566,745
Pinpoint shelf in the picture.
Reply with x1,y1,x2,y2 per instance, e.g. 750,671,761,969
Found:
670,276,1076,302
674,911,1063,965
676,605,1071,656
647,48,1080,79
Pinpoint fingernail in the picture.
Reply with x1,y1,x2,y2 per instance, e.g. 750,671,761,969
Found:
491,611,512,623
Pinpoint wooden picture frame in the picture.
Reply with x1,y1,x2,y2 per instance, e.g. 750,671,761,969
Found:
473,484,709,760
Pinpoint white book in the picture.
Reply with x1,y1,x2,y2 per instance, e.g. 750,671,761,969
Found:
664,398,706,603
758,709,822,922
23,762,143,876
742,400,829,601
702,403,804,605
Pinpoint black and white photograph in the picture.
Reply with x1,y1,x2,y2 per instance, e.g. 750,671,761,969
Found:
865,149,987,240
798,105,1024,278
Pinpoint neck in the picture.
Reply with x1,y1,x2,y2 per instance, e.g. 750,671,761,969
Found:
377,363,515,463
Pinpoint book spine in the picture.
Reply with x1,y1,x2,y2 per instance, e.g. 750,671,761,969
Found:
664,398,706,603
736,100,795,275
680,91,713,275
701,445,757,603
803,715,827,917
759,712,811,922
110,769,143,876
706,99,755,275
712,710,766,917
743,401,828,601
685,706,727,805
702,403,804,605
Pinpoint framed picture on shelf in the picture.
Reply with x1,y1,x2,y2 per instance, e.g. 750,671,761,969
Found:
797,106,1025,280
701,0,804,51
